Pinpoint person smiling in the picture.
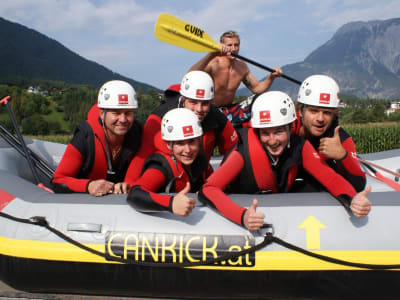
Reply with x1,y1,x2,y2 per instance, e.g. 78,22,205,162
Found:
124,70,237,184
52,80,142,196
293,75,366,192
128,108,211,216
200,91,371,231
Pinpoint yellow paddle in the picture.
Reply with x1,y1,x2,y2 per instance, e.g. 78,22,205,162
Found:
154,13,301,85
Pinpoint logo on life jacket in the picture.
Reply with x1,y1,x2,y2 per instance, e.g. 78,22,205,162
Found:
182,125,194,137
259,110,271,123
118,94,129,105
319,93,330,104
184,24,204,38
196,89,205,99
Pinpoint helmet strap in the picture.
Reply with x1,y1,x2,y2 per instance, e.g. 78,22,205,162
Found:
101,109,115,175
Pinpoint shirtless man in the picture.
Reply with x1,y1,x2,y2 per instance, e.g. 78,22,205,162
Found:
188,30,283,125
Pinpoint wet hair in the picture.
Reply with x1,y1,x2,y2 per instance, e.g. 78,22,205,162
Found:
220,30,240,43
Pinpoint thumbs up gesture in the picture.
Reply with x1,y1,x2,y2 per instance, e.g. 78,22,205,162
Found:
243,199,265,231
318,126,347,160
350,186,372,218
172,182,196,216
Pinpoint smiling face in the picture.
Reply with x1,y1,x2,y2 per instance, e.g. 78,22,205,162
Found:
258,126,289,158
169,137,201,166
300,105,336,138
183,98,211,121
100,109,134,137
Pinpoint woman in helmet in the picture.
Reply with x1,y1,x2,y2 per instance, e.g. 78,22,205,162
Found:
52,80,142,196
124,70,238,184
293,75,366,192
200,91,371,231
128,108,211,216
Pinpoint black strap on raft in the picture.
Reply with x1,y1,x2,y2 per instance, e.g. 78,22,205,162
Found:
2,211,400,270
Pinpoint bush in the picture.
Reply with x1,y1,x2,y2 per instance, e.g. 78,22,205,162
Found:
21,114,49,135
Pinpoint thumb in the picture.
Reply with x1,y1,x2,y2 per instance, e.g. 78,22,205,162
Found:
249,199,258,213
180,182,191,195
334,126,341,139
360,185,372,197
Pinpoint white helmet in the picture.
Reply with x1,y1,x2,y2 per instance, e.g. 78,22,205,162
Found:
297,75,340,108
251,91,296,128
161,108,203,141
98,80,138,109
180,71,214,100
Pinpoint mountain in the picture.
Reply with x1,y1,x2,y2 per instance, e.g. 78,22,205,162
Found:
238,18,400,100
0,17,157,91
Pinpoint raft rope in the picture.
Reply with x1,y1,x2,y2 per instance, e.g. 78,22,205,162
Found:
2,211,400,270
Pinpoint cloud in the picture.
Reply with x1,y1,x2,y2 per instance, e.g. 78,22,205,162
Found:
0,0,159,37
305,0,400,31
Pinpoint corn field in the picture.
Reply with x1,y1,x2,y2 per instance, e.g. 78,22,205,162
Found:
342,123,400,153
23,123,400,154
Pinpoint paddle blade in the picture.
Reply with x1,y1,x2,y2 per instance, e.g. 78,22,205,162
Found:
154,13,220,52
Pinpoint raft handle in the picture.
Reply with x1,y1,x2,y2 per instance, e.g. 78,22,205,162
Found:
67,223,102,233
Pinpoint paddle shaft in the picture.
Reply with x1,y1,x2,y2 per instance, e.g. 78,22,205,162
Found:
0,96,41,184
358,157,400,178
232,53,301,85
0,124,55,178
358,159,400,191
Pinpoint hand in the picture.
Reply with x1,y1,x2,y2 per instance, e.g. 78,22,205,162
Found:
219,43,232,56
172,182,196,216
243,199,265,231
113,182,131,194
269,67,283,79
88,179,114,197
318,126,347,160
350,186,372,218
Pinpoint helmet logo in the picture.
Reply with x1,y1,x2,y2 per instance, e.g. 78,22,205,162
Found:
259,110,271,123
319,93,330,104
167,126,173,133
280,108,287,116
104,93,110,100
305,89,312,96
182,125,194,137
118,94,129,105
196,89,205,99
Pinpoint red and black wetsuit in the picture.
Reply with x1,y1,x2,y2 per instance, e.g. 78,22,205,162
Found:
292,112,366,192
124,97,238,185
127,137,212,212
199,127,357,227
52,104,142,193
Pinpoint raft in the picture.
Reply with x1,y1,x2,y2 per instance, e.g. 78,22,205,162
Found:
0,137,400,299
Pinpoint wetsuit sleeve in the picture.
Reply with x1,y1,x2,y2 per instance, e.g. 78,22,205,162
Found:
302,140,357,207
216,120,238,155
334,135,366,192
52,143,90,193
124,114,161,185
129,167,173,211
199,151,246,226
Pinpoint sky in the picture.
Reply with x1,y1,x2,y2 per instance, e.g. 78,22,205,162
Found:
1,0,400,91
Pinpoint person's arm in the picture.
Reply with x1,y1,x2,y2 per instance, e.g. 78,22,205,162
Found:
52,143,91,193
188,52,218,73
216,115,239,155
302,141,371,217
242,67,282,94
130,167,195,216
199,151,247,225
318,126,366,192
124,114,161,185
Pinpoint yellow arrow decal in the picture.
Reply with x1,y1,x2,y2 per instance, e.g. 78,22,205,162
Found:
298,216,326,249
